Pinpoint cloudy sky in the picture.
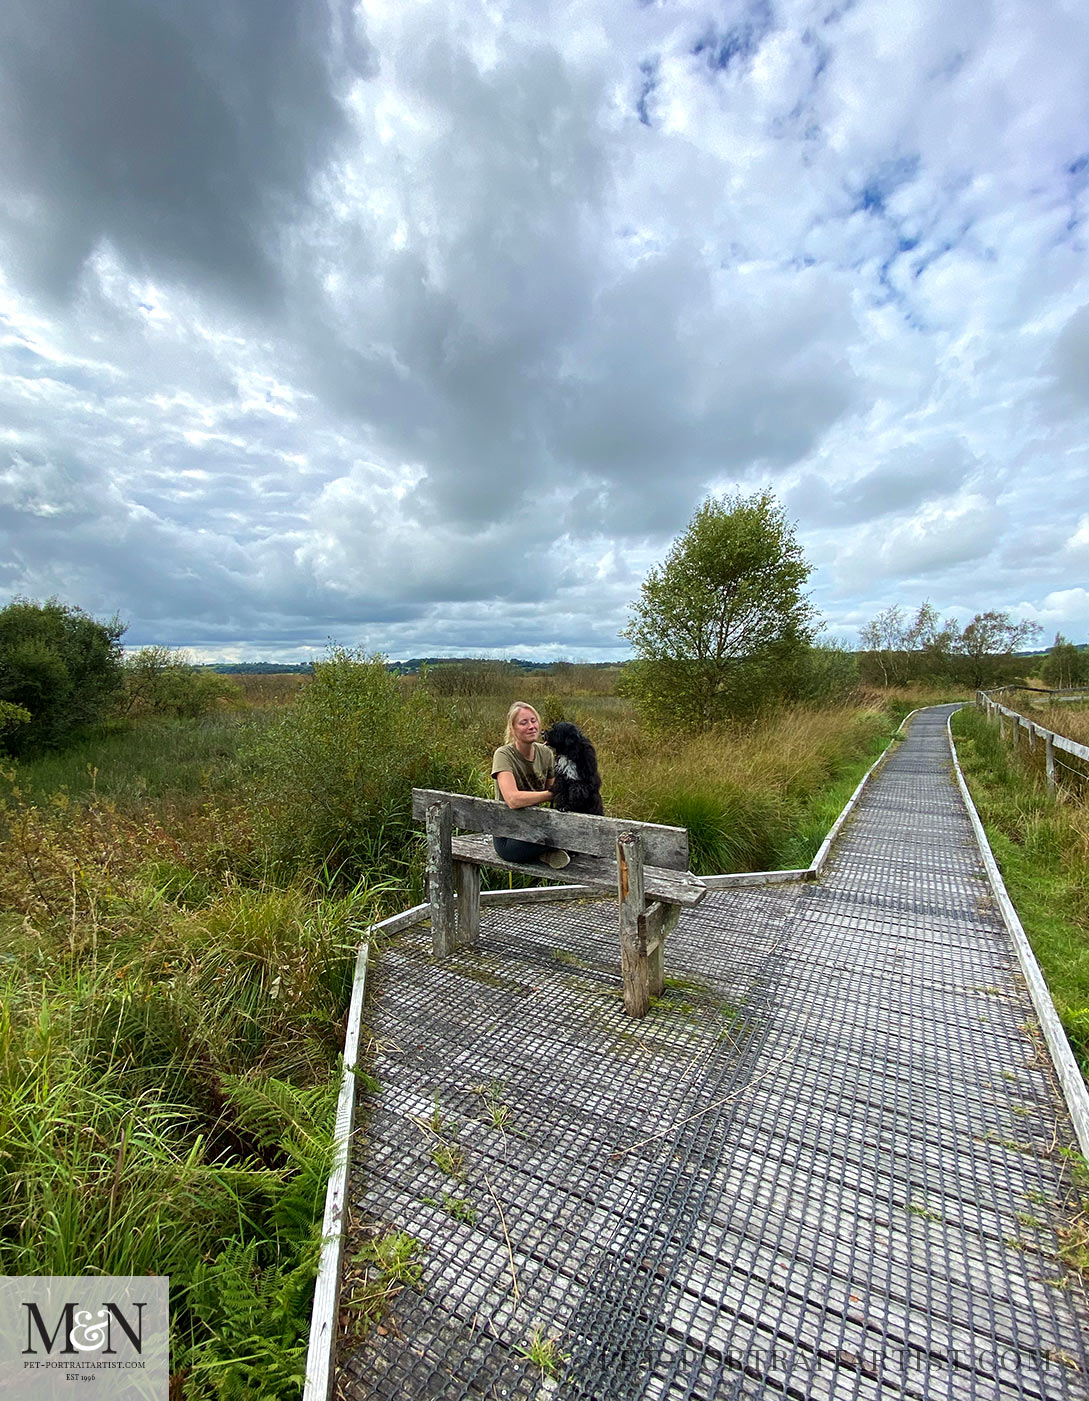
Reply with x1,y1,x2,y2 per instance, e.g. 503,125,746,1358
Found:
1,0,1087,661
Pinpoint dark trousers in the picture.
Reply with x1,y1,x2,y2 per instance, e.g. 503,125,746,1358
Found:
493,835,547,863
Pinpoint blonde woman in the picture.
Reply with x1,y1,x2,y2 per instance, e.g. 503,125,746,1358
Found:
491,702,570,868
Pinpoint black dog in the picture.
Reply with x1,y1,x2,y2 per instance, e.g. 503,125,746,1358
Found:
543,721,604,816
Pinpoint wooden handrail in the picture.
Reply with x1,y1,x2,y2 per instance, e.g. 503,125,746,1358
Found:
976,688,1089,794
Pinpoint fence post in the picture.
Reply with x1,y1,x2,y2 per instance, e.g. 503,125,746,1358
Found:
426,800,456,956
1045,732,1057,796
617,830,649,1018
454,860,481,950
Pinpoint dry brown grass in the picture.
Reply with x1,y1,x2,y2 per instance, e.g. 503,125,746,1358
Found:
596,704,888,819
1024,703,1089,749
230,671,310,706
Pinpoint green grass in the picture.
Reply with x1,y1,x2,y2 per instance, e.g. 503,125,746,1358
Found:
951,706,1089,1073
10,713,255,808
770,720,903,870
0,763,389,1396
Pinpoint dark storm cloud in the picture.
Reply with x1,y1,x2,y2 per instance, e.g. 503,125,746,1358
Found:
0,0,371,305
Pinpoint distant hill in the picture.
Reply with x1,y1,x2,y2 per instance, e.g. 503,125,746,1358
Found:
199,658,621,675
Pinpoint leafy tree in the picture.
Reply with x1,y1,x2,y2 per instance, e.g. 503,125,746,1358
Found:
954,610,1042,688
860,601,1040,689
1041,633,1089,689
859,605,910,687
620,492,816,728
859,600,957,686
0,597,125,754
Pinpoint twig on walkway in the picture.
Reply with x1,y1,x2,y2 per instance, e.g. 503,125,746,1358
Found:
609,1040,801,1161
484,1174,520,1299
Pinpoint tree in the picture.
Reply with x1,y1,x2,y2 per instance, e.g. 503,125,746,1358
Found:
0,597,125,754
120,646,241,717
859,600,1040,689
859,600,957,686
1041,633,1089,689
954,610,1042,688
619,492,816,728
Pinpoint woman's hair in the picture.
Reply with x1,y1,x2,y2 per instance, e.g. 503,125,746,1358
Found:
504,701,540,745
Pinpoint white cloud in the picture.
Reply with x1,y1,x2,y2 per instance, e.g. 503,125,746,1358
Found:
1,0,1088,657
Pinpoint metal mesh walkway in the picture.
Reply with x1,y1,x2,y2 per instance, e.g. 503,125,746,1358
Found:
337,706,1089,1400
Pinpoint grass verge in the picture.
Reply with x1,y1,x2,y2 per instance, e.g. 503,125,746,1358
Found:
950,705,1089,1074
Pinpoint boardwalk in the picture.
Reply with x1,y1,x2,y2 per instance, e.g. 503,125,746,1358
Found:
336,706,1089,1400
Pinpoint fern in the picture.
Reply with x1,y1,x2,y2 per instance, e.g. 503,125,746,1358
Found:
183,1238,320,1399
217,1071,337,1156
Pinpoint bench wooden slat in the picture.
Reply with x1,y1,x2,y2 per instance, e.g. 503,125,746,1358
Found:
450,833,706,907
412,789,689,868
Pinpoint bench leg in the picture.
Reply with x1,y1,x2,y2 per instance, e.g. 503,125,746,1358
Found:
454,860,480,949
426,800,456,957
617,830,649,1018
644,901,680,999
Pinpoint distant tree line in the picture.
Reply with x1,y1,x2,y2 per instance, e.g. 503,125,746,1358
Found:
858,602,1045,689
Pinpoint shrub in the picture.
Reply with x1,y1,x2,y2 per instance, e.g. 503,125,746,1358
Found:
242,648,479,883
121,646,242,718
0,597,125,754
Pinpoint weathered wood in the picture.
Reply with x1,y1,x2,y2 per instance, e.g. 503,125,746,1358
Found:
617,830,649,1018
450,833,706,906
1045,731,1056,796
425,801,456,956
454,860,480,949
412,788,688,867
644,899,680,999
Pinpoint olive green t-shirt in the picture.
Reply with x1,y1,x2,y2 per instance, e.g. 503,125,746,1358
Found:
491,742,555,801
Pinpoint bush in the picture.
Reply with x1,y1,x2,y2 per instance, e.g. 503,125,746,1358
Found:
121,646,242,718
0,597,125,754
242,648,478,884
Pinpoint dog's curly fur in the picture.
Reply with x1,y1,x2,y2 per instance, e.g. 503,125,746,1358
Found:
543,721,604,816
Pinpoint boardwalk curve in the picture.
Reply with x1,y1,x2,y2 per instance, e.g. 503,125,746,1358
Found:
335,705,1089,1400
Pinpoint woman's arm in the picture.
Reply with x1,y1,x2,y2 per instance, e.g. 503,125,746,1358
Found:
496,770,552,809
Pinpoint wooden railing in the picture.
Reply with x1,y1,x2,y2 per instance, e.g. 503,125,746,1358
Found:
976,686,1089,794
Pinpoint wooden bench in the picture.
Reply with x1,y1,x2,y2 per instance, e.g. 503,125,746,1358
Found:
411,788,707,1018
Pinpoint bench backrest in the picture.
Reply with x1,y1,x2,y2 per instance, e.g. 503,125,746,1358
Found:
411,788,689,869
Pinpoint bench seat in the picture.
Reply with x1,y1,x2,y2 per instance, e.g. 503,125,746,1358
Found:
450,833,706,907
413,787,706,1017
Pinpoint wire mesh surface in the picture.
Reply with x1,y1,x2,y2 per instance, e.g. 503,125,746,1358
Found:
336,706,1089,1400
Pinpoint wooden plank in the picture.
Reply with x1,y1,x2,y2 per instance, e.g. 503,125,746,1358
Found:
425,800,456,956
450,833,706,906
454,860,480,949
617,829,649,1018
412,788,688,867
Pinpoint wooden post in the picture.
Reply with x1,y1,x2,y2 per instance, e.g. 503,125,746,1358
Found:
426,800,456,956
1045,732,1057,796
644,901,680,998
617,830,649,1018
1027,721,1035,752
454,860,480,949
